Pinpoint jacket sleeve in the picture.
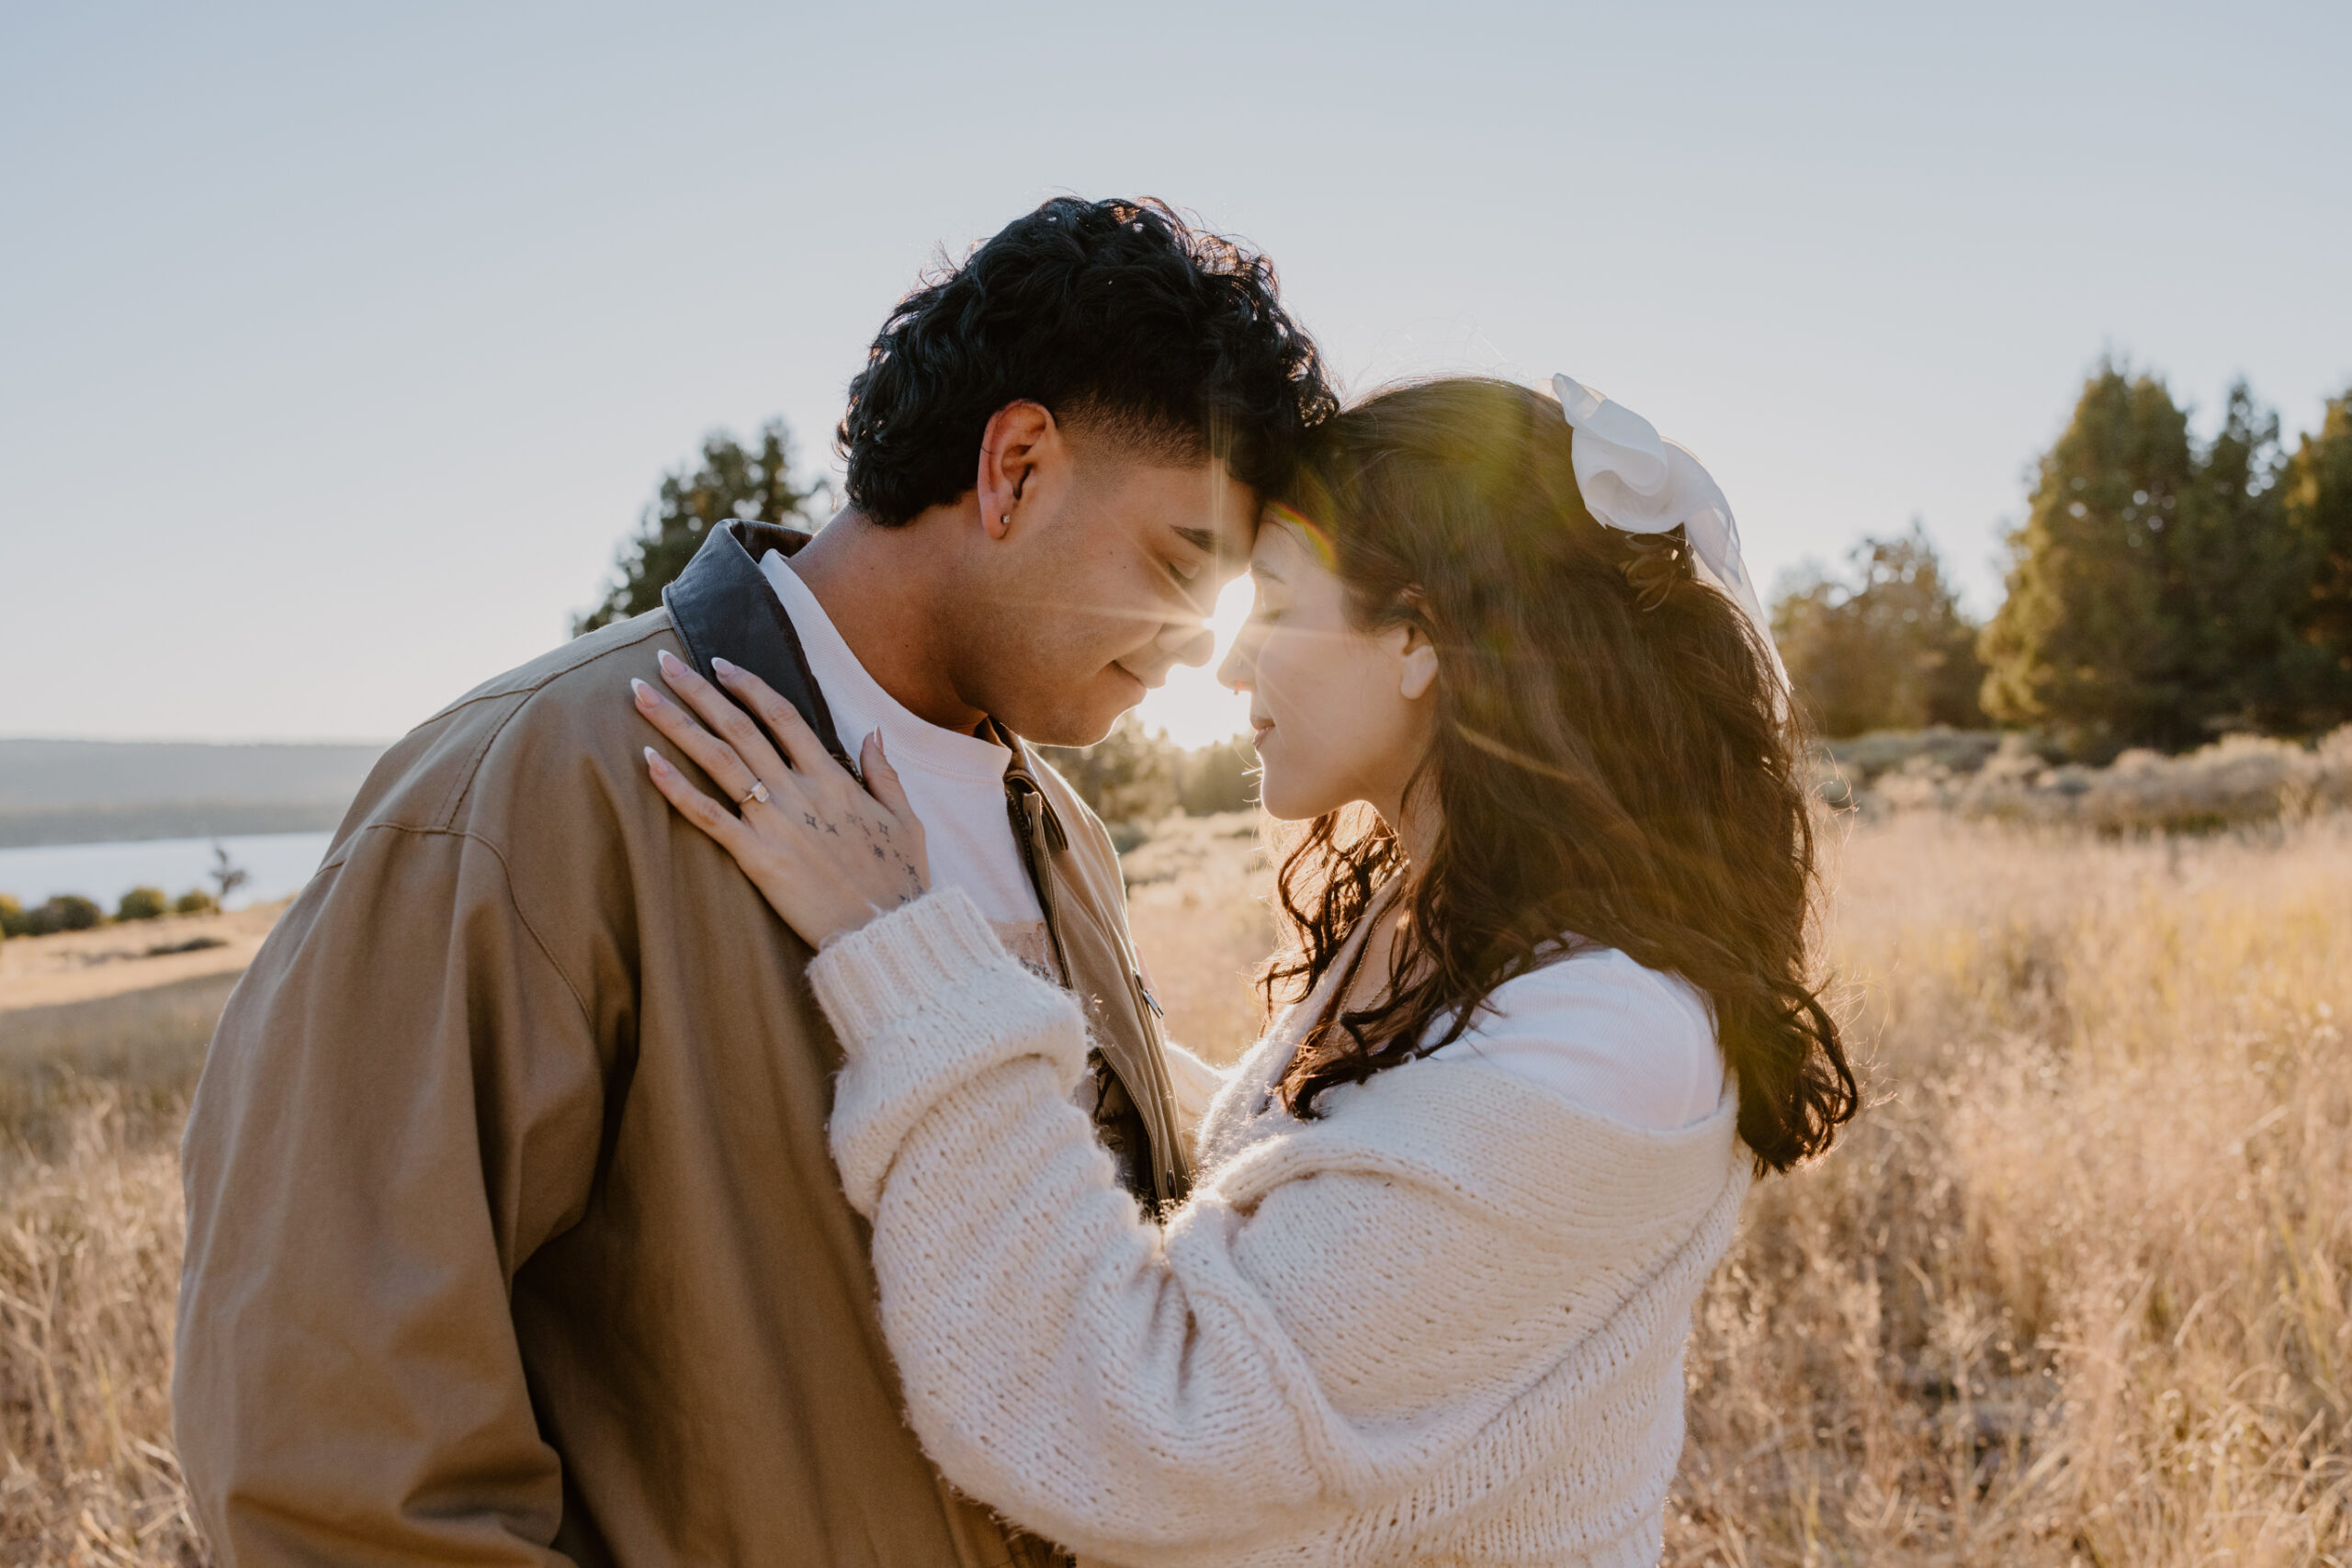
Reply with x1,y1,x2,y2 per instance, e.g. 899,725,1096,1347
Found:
175,822,608,1566
811,886,1713,1562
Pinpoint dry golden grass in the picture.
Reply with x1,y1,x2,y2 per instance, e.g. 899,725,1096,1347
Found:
1,1013,208,1563
1121,811,1277,1067
1670,815,2352,1566
3,813,2346,1564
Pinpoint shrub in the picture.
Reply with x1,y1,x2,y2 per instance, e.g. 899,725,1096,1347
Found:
24,895,105,935
173,889,220,917
117,886,170,922
1866,723,2352,832
1176,738,1258,816
0,894,23,939
1036,715,1180,826
1772,524,1984,737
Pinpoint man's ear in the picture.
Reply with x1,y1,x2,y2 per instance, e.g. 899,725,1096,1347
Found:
977,401,1058,541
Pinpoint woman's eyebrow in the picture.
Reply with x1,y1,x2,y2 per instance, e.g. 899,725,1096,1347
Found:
1251,560,1287,585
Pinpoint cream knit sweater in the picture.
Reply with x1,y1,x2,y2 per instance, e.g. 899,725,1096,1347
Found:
810,886,1751,1568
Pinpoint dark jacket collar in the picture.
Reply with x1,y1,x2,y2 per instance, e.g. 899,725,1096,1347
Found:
662,520,852,768
663,520,1057,829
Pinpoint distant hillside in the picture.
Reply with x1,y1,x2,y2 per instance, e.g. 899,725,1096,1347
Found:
0,739,390,847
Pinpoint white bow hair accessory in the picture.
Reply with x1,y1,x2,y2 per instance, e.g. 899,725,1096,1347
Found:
1550,373,1789,694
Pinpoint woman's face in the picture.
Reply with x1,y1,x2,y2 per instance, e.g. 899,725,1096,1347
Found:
1217,518,1438,824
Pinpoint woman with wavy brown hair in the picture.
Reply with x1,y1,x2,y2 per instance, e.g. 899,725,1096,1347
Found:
635,374,1855,1566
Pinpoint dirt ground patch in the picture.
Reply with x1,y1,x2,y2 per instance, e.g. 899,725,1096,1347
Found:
0,901,285,1015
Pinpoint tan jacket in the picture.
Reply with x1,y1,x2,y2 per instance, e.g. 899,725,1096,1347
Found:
175,522,1193,1568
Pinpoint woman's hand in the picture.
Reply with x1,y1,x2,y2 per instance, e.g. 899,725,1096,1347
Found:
633,649,929,949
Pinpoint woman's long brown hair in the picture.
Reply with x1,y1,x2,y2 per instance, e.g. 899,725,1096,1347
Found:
1265,378,1855,1173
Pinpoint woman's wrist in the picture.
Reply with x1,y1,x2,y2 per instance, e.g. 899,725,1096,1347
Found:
808,886,1013,1043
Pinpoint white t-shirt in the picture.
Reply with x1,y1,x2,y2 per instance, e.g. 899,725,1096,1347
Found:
758,551,1055,979
1165,942,1727,1140
1426,949,1727,1130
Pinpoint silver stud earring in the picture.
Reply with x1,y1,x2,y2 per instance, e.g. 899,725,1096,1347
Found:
1001,513,1012,527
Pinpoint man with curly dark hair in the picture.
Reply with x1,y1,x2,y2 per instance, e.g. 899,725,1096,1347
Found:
175,197,1333,1568
824,195,1334,743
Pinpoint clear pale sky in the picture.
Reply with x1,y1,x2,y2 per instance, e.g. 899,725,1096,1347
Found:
5,2,2346,748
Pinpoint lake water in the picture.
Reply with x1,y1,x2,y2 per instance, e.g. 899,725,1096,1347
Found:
0,830,336,911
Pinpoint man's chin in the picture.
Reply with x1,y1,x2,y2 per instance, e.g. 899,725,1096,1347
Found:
991,666,1150,749
1023,706,1126,750
994,694,1132,750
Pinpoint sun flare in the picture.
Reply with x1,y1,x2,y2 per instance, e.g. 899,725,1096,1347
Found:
1134,574,1257,749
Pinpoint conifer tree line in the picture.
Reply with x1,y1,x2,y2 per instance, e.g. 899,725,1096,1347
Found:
1777,360,2352,756
583,360,2352,774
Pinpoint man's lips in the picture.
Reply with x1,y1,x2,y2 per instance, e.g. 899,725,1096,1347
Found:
1113,660,1171,692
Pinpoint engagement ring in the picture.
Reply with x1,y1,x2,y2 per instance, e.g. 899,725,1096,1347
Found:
739,781,771,807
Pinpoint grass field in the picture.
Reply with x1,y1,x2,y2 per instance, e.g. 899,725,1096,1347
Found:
3,813,2346,1564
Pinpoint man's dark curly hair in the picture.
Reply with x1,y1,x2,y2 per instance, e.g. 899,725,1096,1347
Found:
837,197,1337,525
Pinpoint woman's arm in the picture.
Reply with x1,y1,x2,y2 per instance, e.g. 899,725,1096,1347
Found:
810,886,1731,1562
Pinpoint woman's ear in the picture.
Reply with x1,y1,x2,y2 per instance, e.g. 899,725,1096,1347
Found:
1398,625,1440,701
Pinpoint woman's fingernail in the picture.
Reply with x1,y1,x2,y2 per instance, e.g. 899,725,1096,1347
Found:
643,745,667,773
713,656,739,680
630,677,656,705
658,649,684,678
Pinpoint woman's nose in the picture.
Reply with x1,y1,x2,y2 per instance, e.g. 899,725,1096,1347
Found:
1216,640,1251,693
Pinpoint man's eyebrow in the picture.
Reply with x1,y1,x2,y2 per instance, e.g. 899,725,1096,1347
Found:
1172,525,1220,554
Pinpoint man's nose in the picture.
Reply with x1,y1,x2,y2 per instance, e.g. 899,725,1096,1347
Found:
1156,620,1216,668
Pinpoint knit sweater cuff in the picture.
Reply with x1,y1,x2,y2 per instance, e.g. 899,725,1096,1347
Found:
810,883,1013,1037
810,885,1091,1214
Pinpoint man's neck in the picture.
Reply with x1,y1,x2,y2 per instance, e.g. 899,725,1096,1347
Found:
786,506,990,734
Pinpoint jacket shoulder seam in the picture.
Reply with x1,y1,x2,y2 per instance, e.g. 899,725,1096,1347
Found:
339,821,597,1028
427,618,673,828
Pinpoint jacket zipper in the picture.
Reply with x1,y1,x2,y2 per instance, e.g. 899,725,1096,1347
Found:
1002,767,1188,1209
1003,773,1075,989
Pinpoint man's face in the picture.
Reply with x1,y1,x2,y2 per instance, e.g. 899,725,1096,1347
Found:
956,439,1257,747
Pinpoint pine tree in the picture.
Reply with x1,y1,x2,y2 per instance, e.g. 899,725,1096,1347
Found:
2165,381,2308,732
2280,387,2352,725
1772,522,1984,738
576,419,829,636
1980,362,2194,753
